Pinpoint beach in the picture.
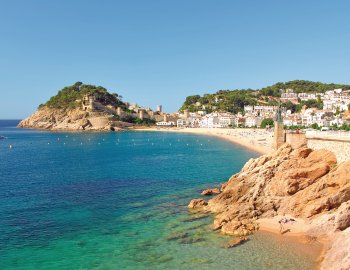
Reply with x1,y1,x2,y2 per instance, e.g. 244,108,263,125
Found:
134,127,273,154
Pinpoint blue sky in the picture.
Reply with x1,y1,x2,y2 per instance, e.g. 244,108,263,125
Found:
1,0,350,119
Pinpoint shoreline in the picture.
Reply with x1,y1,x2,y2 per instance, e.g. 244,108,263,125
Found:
133,127,273,155
257,216,327,269
16,125,273,155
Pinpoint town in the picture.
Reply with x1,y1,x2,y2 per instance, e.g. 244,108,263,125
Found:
122,88,350,130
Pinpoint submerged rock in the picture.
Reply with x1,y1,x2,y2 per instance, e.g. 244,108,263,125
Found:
180,213,209,223
201,188,220,196
165,231,189,241
177,235,204,244
224,237,249,248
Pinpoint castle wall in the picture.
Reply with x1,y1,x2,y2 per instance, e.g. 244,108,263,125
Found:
286,133,307,149
307,138,350,163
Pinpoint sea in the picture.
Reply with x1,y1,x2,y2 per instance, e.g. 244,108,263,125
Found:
0,120,319,270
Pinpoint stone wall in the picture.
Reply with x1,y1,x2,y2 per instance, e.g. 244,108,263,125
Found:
286,133,307,149
307,138,350,163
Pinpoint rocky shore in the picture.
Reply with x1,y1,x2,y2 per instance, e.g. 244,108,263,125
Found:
18,106,133,131
189,143,350,270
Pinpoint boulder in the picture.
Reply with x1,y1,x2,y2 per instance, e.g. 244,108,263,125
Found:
335,202,350,231
188,199,207,209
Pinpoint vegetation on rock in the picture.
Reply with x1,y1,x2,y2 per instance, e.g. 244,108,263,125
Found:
44,82,125,109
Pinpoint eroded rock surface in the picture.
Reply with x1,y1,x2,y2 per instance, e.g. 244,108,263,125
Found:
188,199,207,209
18,107,131,131
189,144,350,269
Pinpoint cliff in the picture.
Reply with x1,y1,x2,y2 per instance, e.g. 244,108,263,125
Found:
18,106,132,131
189,144,350,269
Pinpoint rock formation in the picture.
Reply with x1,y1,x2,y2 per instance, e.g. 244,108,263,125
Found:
189,144,350,269
201,188,220,196
18,106,131,131
18,82,144,131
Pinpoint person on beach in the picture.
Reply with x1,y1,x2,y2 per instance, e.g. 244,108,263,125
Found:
279,217,296,233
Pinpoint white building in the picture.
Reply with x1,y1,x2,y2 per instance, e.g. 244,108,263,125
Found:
298,93,318,101
156,121,176,126
199,112,235,128
245,116,262,127
200,113,220,128
280,89,298,103
177,119,186,127
218,114,236,128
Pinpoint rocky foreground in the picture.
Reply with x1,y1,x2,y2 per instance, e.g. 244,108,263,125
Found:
189,144,350,270
18,107,133,131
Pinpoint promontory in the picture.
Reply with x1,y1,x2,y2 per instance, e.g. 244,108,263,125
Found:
18,82,167,131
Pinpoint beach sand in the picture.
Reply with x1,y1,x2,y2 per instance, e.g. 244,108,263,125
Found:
133,127,273,154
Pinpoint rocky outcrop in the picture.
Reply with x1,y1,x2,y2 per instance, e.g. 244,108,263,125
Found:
189,143,350,269
201,188,220,196
18,106,129,131
188,199,208,209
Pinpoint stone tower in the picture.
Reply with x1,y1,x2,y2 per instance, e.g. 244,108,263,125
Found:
116,107,122,116
82,94,95,111
139,109,145,120
184,109,189,119
156,105,162,113
273,105,285,150
163,114,168,122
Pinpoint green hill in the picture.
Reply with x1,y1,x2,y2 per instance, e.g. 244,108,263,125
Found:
180,80,350,113
42,82,125,110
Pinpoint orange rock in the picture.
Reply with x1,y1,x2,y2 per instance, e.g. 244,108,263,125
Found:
188,199,207,209
187,144,350,269
201,188,220,196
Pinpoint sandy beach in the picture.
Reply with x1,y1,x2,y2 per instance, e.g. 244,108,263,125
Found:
133,127,273,154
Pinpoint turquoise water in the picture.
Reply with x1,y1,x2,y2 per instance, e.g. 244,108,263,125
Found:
0,120,318,270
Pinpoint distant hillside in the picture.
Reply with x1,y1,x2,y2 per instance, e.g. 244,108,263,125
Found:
260,80,350,96
180,80,350,113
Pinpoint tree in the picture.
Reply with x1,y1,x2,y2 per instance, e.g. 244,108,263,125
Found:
283,101,297,113
261,118,274,128
311,123,319,129
184,95,201,106
44,82,126,109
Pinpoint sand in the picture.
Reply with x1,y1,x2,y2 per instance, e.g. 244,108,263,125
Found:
133,127,273,154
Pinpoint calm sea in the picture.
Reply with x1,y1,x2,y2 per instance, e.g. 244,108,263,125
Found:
0,120,318,269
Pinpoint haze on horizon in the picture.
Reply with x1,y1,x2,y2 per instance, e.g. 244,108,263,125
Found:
1,0,350,119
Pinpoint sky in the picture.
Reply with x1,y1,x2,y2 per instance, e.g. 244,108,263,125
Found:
0,0,350,119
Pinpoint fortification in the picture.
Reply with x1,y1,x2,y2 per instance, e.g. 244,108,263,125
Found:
82,94,95,111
